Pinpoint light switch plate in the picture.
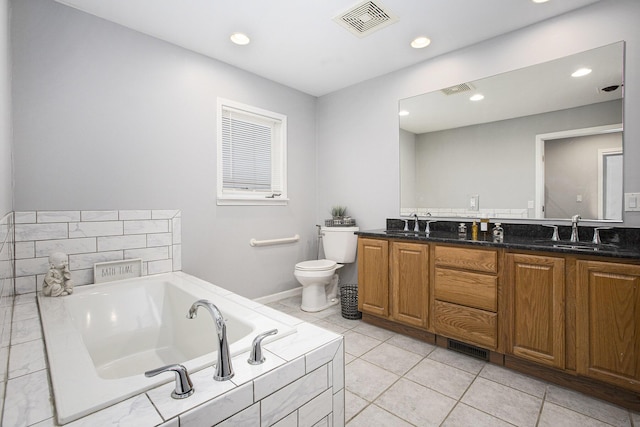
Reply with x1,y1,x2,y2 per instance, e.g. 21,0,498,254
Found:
470,194,479,211
624,193,640,211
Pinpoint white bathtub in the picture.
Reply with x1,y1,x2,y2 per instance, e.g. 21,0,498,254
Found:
37,272,295,425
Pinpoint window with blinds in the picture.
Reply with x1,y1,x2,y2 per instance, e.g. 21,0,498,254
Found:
217,98,288,205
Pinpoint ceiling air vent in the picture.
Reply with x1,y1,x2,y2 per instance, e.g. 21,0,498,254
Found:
334,1,399,38
441,82,475,96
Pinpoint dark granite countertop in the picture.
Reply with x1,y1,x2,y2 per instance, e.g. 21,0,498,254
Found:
355,220,640,260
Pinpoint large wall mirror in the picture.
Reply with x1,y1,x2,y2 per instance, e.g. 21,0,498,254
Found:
399,41,624,222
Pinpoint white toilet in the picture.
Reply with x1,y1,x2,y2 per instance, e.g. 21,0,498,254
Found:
294,226,359,312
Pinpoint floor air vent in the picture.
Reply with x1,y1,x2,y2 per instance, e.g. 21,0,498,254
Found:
447,339,489,361
334,1,399,38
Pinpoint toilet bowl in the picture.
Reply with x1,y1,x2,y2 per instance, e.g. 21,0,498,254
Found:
294,226,359,312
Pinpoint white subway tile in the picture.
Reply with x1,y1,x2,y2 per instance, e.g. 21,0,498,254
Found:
306,338,342,373
179,382,253,427
152,210,179,219
273,412,298,427
8,339,46,379
333,388,345,427
254,356,306,401
124,220,169,234
69,251,123,270
37,211,80,223
70,269,95,286
15,223,68,242
215,403,260,427
124,246,169,262
64,394,163,427
332,342,345,392
14,242,35,259
147,233,172,247
299,388,333,427
118,210,152,220
15,257,49,277
81,210,119,221
15,276,36,295
14,211,36,224
261,366,329,426
172,245,182,271
36,238,97,257
147,259,173,275
97,235,147,252
172,217,182,244
2,370,52,427
69,221,123,238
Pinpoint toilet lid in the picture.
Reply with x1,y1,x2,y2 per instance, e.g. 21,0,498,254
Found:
295,259,337,271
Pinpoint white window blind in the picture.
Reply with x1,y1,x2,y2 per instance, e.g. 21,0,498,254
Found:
217,99,287,205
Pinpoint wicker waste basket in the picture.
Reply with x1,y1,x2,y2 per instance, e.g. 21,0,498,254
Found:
340,284,362,319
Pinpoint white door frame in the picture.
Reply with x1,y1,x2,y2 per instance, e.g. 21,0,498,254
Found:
534,124,622,219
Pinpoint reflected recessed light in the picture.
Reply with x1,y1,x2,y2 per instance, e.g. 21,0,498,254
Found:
532,0,549,3
572,68,592,77
470,94,484,101
399,110,410,116
230,32,250,45
411,36,431,49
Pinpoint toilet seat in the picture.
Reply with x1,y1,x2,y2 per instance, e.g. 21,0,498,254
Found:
295,259,337,272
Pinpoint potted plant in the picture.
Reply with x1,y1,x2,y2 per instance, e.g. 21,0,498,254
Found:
331,205,347,220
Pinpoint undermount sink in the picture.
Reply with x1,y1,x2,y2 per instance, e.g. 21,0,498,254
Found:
385,230,425,237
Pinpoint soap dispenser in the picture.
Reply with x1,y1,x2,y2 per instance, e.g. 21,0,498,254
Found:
492,223,504,242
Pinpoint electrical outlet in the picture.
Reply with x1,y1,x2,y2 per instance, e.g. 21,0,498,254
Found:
470,195,479,211
625,193,640,211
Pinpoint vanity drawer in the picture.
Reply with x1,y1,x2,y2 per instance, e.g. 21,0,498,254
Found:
434,300,497,350
434,268,497,312
434,246,497,273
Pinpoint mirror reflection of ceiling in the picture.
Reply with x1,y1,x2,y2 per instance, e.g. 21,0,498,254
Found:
399,43,623,134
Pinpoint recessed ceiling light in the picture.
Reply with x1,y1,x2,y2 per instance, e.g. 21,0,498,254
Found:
411,36,431,49
398,110,410,116
532,0,550,3
572,68,592,77
470,94,484,101
230,32,250,46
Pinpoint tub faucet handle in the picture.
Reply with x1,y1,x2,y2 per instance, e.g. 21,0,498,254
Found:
248,329,278,365
145,364,194,399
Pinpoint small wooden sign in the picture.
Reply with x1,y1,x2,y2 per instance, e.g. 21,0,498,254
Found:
94,259,143,283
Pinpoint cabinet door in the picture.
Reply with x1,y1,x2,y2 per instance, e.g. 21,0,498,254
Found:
391,242,429,328
357,238,389,317
506,253,565,369
576,261,640,391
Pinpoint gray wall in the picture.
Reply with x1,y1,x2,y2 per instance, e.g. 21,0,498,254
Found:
317,0,640,255
11,0,318,299
545,132,622,219
0,0,10,215
413,100,622,210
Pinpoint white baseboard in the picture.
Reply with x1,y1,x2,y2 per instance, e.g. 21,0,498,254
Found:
254,286,302,305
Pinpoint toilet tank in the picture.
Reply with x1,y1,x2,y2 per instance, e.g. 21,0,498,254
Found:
321,226,359,263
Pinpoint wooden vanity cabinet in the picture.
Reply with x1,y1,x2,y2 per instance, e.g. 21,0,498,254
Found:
433,245,499,350
390,242,429,328
576,260,640,392
357,238,389,317
505,253,565,369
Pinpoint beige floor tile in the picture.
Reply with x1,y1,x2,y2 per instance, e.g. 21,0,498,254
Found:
344,353,356,365
630,411,639,425
375,378,457,426
478,363,547,398
461,377,542,427
545,385,631,427
312,319,349,334
343,330,382,357
428,347,486,374
386,333,436,357
405,358,475,399
361,342,423,376
321,312,362,329
350,323,396,342
346,404,412,427
344,390,368,423
442,403,514,427
345,359,399,402
538,401,616,427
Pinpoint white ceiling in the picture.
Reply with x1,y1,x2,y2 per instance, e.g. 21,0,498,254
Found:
54,0,601,97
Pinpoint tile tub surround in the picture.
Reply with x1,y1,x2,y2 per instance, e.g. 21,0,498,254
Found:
13,210,182,294
2,276,345,426
1,212,15,419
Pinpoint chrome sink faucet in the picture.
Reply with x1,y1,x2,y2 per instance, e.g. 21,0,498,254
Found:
412,213,420,232
187,299,234,381
570,214,581,242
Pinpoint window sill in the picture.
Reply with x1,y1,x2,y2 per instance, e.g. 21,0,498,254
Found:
217,197,289,206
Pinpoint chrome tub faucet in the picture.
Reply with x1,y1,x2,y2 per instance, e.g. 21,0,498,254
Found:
187,299,234,381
